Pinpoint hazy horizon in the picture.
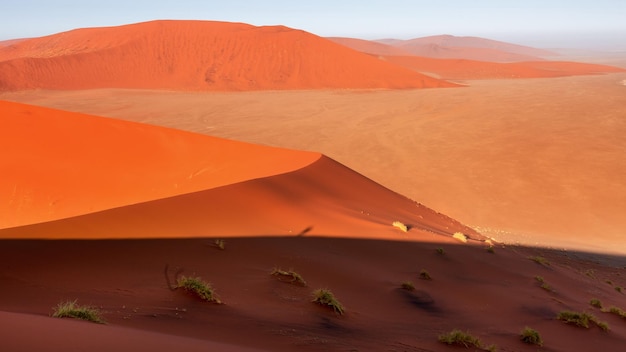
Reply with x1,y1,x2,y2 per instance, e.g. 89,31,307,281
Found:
1,0,625,51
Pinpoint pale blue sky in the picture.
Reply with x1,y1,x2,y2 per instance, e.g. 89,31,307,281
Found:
1,0,624,49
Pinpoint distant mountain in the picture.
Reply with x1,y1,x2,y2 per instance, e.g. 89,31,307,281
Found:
0,20,456,91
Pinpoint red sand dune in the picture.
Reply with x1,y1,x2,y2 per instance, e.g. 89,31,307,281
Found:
379,34,557,62
0,20,456,91
383,55,626,79
326,37,413,57
0,100,320,229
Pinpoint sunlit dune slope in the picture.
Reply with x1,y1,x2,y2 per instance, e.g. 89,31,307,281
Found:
0,20,456,91
0,100,320,228
384,55,626,79
379,35,557,62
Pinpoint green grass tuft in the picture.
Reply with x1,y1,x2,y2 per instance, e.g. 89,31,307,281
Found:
271,268,307,286
177,276,221,303
52,300,105,324
557,310,593,328
590,298,603,309
520,327,543,346
438,329,481,348
312,288,345,315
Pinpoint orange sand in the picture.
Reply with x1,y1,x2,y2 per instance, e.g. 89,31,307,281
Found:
0,20,455,91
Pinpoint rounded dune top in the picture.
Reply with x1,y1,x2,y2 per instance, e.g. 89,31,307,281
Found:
0,20,456,91
0,100,320,228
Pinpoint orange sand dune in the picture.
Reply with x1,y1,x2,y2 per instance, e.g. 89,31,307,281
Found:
0,100,319,229
326,37,413,56
0,155,479,240
0,20,455,91
384,55,626,79
379,34,557,62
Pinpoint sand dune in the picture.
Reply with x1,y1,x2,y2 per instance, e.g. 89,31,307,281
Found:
383,55,625,79
379,34,557,62
327,37,413,56
0,100,319,229
0,20,456,91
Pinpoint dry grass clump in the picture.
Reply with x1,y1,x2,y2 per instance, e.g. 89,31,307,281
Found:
177,276,221,303
438,329,481,348
312,288,344,315
529,256,550,266
52,300,105,324
419,269,432,281
271,268,307,286
392,221,408,232
590,298,603,309
535,276,553,291
435,247,445,255
486,246,495,254
400,281,415,291
606,306,626,319
452,232,467,243
557,310,609,331
520,327,543,346
214,239,225,250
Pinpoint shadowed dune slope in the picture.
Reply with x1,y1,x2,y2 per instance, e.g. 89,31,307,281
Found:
0,155,480,241
0,100,320,229
0,20,456,91
326,37,413,56
384,55,626,79
379,34,557,62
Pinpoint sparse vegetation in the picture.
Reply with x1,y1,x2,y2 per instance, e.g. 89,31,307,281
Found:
557,310,608,330
529,256,550,266
438,329,481,348
271,268,307,286
312,288,344,315
401,281,415,291
177,276,221,303
520,327,543,346
590,298,603,309
52,300,105,324
436,247,445,255
607,306,626,319
452,232,467,243
392,221,408,232
214,239,225,250
616,286,623,293
486,246,495,254
419,269,432,280
535,276,552,291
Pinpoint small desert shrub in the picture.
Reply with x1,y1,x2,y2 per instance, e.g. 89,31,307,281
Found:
177,276,221,303
596,320,610,332
520,327,543,346
312,288,344,315
607,306,626,318
401,281,415,291
392,221,408,232
52,300,105,324
271,268,306,286
435,247,445,255
214,239,225,250
529,256,550,266
557,311,593,328
535,276,552,291
590,298,603,309
452,232,467,243
438,329,481,348
419,269,432,280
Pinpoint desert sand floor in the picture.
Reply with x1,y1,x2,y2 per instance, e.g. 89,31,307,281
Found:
4,73,625,254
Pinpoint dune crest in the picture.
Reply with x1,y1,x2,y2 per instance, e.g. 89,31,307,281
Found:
0,100,320,229
0,20,456,91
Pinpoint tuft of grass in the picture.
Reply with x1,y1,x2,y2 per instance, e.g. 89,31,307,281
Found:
401,281,415,291
177,276,221,303
484,344,498,352
529,256,550,266
520,327,543,346
616,286,623,293
419,269,432,281
590,298,603,309
557,310,593,328
392,221,408,232
435,247,445,255
214,239,225,250
452,232,467,243
52,300,105,324
486,246,495,254
607,306,626,319
596,320,610,332
438,329,481,348
535,276,553,291
271,268,306,286
312,288,344,315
